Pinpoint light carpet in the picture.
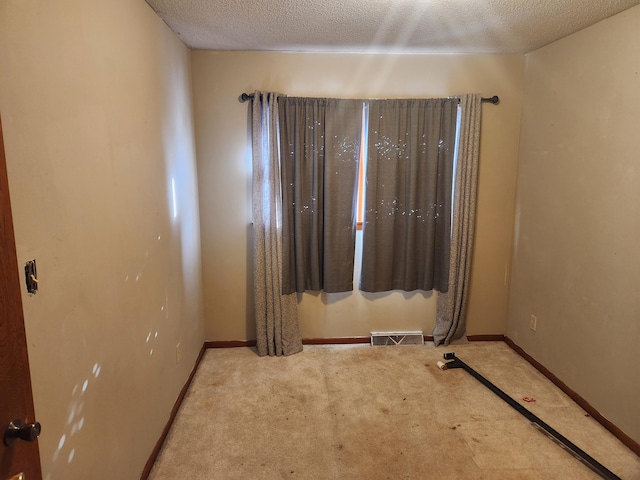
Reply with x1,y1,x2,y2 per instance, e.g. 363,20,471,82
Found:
148,342,640,479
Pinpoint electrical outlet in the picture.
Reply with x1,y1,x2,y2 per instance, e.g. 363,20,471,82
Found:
176,342,181,364
530,314,537,332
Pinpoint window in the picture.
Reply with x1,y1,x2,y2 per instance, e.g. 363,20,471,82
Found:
356,103,368,230
280,97,459,294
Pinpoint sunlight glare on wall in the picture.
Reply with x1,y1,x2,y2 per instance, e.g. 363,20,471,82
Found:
171,177,178,219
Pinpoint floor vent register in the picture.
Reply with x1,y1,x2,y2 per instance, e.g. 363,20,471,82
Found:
370,331,424,346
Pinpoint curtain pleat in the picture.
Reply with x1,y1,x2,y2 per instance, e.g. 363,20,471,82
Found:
433,94,482,346
280,97,362,293
360,98,458,293
252,92,303,357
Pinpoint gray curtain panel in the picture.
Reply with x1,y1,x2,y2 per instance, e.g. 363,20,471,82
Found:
433,94,482,346
279,97,363,293
360,98,458,293
251,92,303,356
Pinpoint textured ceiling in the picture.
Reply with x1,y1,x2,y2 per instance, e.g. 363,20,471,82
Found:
145,0,640,54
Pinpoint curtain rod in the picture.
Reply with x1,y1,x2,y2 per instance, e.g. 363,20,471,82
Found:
239,93,500,104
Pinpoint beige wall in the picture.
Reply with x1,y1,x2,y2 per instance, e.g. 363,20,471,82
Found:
508,5,640,443
192,51,524,341
0,0,204,478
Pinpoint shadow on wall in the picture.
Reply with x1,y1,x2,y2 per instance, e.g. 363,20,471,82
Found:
246,223,256,338
302,288,434,305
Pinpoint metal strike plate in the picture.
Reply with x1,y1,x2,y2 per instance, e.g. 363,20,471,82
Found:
24,259,38,294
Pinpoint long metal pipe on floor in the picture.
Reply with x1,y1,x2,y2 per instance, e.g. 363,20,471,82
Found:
439,352,620,480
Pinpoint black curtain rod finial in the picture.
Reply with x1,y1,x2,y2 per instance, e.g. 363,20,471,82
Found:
482,95,500,104
240,93,254,103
